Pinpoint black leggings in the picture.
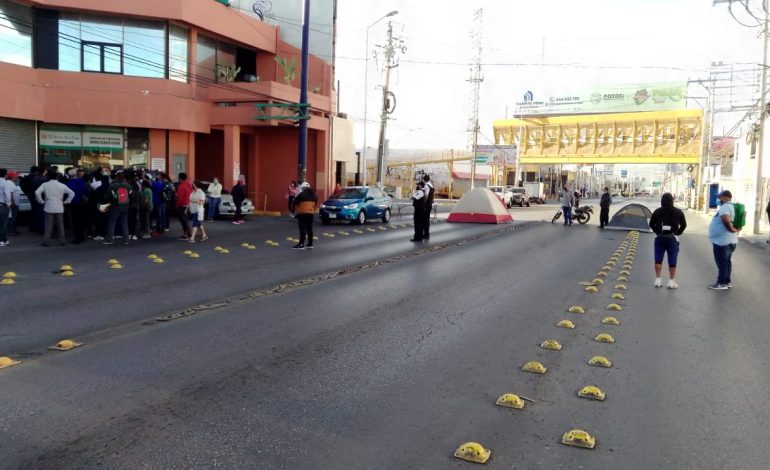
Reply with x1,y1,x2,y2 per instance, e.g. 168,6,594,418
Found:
297,213,314,245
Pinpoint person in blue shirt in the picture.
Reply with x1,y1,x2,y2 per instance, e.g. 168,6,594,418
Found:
66,168,88,244
707,190,740,290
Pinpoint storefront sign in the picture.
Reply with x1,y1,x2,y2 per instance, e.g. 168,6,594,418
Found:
39,128,82,149
476,145,518,165
513,83,686,116
83,130,123,151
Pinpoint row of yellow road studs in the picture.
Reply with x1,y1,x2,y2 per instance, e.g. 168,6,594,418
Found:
453,230,641,463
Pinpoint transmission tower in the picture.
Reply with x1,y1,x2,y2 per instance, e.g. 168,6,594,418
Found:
467,9,484,188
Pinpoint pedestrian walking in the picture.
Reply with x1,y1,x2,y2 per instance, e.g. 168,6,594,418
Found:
6,171,21,237
599,187,612,229
35,169,75,246
66,168,88,244
292,182,317,249
139,179,154,239
175,172,194,239
231,176,246,225
188,181,208,242
574,189,581,209
410,181,427,242
422,174,434,240
649,192,687,289
206,177,222,220
286,180,299,218
707,190,740,290
103,172,131,245
559,185,574,226
0,169,13,247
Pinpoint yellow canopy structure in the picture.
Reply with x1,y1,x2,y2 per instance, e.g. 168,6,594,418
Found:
493,109,702,164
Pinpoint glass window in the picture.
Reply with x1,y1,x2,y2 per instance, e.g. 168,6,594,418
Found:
124,18,165,78
103,45,122,73
58,13,81,71
126,128,149,168
0,0,33,67
81,42,122,74
196,34,216,82
216,41,236,83
169,24,188,82
80,14,123,44
82,43,100,72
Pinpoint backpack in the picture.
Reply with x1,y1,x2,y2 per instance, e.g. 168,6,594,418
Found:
113,185,129,205
162,183,175,202
731,202,747,230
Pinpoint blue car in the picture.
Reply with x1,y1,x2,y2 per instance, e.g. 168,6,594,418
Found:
319,186,392,225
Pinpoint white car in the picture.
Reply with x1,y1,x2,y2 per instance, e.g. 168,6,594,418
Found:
488,186,513,207
217,194,254,216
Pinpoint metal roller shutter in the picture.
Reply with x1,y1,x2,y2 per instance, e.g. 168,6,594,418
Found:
0,117,36,172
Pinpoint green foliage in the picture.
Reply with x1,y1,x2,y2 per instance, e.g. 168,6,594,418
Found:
274,55,297,85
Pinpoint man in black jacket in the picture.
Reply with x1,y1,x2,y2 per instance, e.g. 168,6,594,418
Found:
599,187,612,229
422,174,434,240
231,176,246,225
410,182,426,242
649,192,687,289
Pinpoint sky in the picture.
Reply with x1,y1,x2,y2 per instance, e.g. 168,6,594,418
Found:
333,0,765,152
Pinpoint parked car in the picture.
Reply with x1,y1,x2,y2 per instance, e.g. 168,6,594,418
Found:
510,187,530,207
319,186,392,225
488,186,514,207
218,194,255,216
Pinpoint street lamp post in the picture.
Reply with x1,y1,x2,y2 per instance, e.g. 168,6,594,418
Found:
361,10,398,187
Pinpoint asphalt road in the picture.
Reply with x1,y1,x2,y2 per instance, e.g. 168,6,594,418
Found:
2,201,769,469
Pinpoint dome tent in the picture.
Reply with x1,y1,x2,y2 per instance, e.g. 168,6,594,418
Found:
447,188,513,224
605,203,653,232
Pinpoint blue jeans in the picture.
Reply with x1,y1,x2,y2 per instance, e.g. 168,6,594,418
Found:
106,206,129,242
207,196,220,219
712,243,736,285
562,206,573,225
155,202,167,232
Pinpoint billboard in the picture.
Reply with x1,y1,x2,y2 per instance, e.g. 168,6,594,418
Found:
475,145,518,165
513,83,686,116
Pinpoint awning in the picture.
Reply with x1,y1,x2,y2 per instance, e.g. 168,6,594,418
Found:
452,171,488,180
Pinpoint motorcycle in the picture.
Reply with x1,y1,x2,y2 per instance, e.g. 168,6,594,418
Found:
551,205,593,224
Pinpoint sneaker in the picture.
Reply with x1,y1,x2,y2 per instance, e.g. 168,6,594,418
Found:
0,241,8,247
141,234,151,239
103,240,114,245
707,283,728,290
726,283,732,289
200,235,208,242
654,278,662,288
667,280,679,289
292,243,305,250
178,236,190,241
232,221,240,225
306,244,314,249
115,235,123,239
93,236,104,241
130,235,138,241
164,228,170,232
188,238,196,243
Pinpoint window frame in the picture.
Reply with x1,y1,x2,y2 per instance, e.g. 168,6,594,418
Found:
80,40,123,74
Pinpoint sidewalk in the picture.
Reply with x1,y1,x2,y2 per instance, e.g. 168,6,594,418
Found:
679,205,769,250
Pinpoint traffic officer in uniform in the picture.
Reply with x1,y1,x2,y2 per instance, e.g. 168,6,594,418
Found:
422,174,434,240
410,181,426,242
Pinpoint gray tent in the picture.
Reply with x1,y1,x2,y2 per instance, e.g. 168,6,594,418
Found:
605,203,653,232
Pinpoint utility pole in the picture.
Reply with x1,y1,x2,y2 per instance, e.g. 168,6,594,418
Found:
297,0,310,183
467,9,483,189
375,21,404,187
753,0,768,234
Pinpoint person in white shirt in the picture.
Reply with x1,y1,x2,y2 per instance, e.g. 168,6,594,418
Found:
206,177,223,220
0,169,13,246
7,171,22,236
35,169,75,246
188,181,208,242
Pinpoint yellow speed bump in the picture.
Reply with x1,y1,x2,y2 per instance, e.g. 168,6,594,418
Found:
614,284,628,290
59,265,73,271
611,293,625,300
585,286,599,293
247,245,256,250
578,386,606,401
622,264,633,270
183,250,193,255
147,254,158,260
453,442,491,464
367,228,376,232
152,258,165,264
602,317,620,326
619,270,631,276
596,271,608,277
49,339,83,351
2,272,16,278
378,226,388,230
594,333,616,344
496,393,525,410
353,229,363,234
607,303,623,311
265,240,275,245
617,276,629,282
189,253,200,258
540,339,563,351
601,265,613,271
220,249,230,254
241,243,250,247
1,278,15,285
522,361,547,374
562,429,596,449
215,246,224,251
568,306,585,314
588,356,612,368
106,259,119,265
60,270,75,277
0,357,21,369
591,278,605,285
557,320,576,329
110,264,123,269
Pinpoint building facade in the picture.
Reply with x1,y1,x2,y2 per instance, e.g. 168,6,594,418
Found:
0,0,335,211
